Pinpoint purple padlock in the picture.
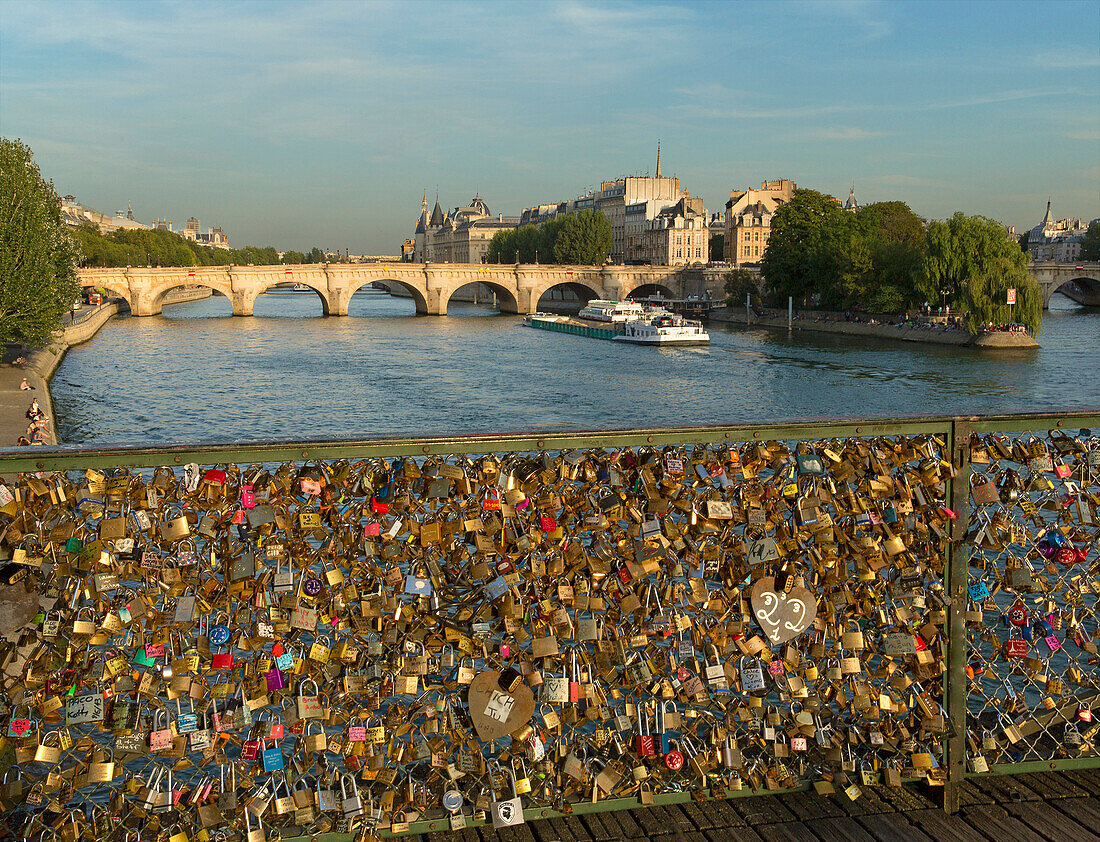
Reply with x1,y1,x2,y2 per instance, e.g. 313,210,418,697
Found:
303,577,323,597
265,667,285,691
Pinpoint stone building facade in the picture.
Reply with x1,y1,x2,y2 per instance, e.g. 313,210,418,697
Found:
723,179,796,267
1027,201,1095,262
641,196,709,266
518,146,700,265
412,194,519,263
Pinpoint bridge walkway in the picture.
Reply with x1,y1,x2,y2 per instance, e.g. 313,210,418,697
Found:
421,769,1100,842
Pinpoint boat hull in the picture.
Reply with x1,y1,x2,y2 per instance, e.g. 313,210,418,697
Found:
612,336,710,346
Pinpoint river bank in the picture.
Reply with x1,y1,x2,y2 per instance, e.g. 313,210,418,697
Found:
707,306,1040,349
0,287,213,446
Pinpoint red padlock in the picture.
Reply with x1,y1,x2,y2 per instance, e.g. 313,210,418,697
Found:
1004,634,1028,658
1007,601,1029,626
664,740,684,771
1056,546,1079,566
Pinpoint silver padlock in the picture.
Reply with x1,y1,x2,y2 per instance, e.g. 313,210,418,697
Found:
340,772,364,818
490,764,526,828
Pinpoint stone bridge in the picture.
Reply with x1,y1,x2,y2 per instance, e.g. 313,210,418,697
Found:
1030,261,1100,308
75,263,728,317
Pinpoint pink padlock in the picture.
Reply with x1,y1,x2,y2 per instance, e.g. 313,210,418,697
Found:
500,643,510,658
240,484,255,509
265,667,285,691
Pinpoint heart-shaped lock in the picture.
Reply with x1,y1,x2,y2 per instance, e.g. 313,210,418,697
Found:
750,576,817,645
467,670,535,741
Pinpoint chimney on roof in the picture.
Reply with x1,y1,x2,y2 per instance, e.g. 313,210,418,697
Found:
656,140,661,178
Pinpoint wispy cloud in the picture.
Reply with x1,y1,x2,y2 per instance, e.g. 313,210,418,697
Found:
800,127,895,141
1065,129,1100,140
1031,48,1100,69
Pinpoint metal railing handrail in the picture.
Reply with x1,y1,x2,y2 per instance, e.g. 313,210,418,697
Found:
1,410,1097,474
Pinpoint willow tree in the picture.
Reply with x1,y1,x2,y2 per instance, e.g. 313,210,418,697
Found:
0,138,81,344
918,212,1041,334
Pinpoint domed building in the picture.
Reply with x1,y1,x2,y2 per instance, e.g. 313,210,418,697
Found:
1027,200,1093,262
411,193,518,263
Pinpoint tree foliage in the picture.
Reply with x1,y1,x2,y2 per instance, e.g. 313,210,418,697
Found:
723,268,758,305
761,189,858,308
918,212,1040,334
69,221,325,269
0,138,81,345
708,233,724,262
1081,220,1100,262
762,191,930,311
484,210,611,265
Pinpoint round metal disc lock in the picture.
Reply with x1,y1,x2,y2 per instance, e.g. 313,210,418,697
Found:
208,624,231,646
303,577,323,596
1007,602,1029,626
1056,547,1078,567
663,749,684,771
441,789,463,812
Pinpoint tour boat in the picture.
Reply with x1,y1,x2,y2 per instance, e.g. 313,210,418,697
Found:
613,312,710,346
578,300,646,322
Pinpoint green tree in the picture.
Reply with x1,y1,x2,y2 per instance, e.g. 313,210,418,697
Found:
281,250,307,264
550,210,611,264
1080,220,1100,262
708,233,724,263
918,212,1040,334
723,268,758,305
305,247,326,263
855,201,927,312
0,138,81,345
761,189,855,307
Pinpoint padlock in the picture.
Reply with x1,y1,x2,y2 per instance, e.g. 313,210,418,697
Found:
341,772,364,818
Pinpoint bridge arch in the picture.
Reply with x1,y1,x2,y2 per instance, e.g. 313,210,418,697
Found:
442,281,520,315
1045,275,1100,308
532,279,602,312
140,278,235,317
347,277,429,315
79,280,132,308
625,282,677,300
246,279,332,317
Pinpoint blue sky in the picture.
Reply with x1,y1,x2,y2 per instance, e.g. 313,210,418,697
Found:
2,0,1097,253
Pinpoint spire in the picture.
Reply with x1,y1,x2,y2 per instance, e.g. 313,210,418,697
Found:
1042,199,1053,226
656,140,661,178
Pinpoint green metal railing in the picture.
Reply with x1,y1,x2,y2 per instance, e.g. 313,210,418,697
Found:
0,410,1096,840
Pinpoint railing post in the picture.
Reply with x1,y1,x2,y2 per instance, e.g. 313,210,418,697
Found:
943,417,972,813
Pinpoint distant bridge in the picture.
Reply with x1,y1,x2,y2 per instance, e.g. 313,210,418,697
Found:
76,263,727,317
1029,261,1100,308
75,260,1099,317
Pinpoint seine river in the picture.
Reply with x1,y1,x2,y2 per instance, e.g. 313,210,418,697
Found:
52,290,1100,445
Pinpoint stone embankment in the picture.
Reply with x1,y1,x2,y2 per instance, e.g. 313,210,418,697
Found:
708,307,1040,349
1,286,213,446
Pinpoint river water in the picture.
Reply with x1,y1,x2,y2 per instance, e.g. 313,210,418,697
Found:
50,290,1100,445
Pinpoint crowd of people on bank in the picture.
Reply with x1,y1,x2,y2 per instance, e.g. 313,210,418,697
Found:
745,306,1030,336
17,379,52,446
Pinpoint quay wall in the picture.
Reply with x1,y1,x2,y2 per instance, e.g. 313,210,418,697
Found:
708,307,1040,349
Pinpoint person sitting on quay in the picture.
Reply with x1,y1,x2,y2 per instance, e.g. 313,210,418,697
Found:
27,422,50,445
19,377,34,390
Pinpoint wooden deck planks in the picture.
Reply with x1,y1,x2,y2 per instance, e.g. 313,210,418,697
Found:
804,816,879,842
1003,799,1100,842
855,812,937,842
907,808,999,842
465,769,1100,842
960,803,1042,842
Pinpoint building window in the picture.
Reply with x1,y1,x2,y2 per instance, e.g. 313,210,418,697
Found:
676,248,682,259
696,247,701,258
754,232,759,241
744,231,751,241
